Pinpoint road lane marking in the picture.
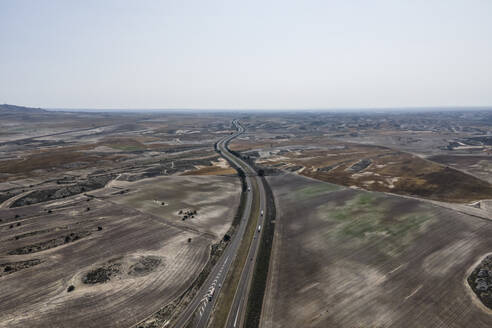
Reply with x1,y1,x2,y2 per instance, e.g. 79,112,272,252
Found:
233,304,241,327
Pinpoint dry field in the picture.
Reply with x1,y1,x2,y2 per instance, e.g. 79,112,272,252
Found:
429,155,492,184
111,175,240,241
0,175,240,328
230,136,492,203
262,173,492,328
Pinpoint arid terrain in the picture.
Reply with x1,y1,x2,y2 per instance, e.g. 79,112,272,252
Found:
0,175,240,327
0,105,243,327
1,105,492,328
262,173,492,328
230,111,492,203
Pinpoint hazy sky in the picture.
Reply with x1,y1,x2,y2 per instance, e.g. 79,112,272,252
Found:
1,0,491,109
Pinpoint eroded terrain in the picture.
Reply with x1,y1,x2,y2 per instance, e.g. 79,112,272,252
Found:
2,106,492,328
0,175,240,328
0,105,242,327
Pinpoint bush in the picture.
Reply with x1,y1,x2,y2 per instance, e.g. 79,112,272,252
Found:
67,285,75,292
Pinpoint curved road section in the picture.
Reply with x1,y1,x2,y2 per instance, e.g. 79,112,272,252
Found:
174,120,267,328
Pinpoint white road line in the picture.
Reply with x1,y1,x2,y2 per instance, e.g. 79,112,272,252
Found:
233,304,241,327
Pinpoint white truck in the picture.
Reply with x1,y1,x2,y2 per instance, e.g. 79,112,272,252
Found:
258,225,261,232
208,286,215,302
260,210,264,216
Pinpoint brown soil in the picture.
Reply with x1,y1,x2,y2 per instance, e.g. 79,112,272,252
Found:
262,173,492,328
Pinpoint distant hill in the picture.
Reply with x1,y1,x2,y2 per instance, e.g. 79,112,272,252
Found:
0,104,47,113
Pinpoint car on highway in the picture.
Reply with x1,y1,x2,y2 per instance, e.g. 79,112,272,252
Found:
208,287,215,302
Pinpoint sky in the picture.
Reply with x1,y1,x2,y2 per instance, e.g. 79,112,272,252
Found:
0,0,491,110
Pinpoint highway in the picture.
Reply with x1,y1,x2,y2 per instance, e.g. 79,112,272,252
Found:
174,120,267,328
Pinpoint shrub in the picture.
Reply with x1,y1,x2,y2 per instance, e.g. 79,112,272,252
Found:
67,285,75,292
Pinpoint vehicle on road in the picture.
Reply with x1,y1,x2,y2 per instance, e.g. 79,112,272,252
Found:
208,287,215,302
260,210,264,216
258,225,261,232
248,187,251,192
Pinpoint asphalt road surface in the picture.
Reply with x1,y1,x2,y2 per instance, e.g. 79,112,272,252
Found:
173,120,266,328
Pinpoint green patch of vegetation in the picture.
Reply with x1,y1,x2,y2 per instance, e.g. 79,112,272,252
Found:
388,213,431,237
324,193,433,256
357,193,374,206
293,183,341,201
342,216,380,237
329,193,377,222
